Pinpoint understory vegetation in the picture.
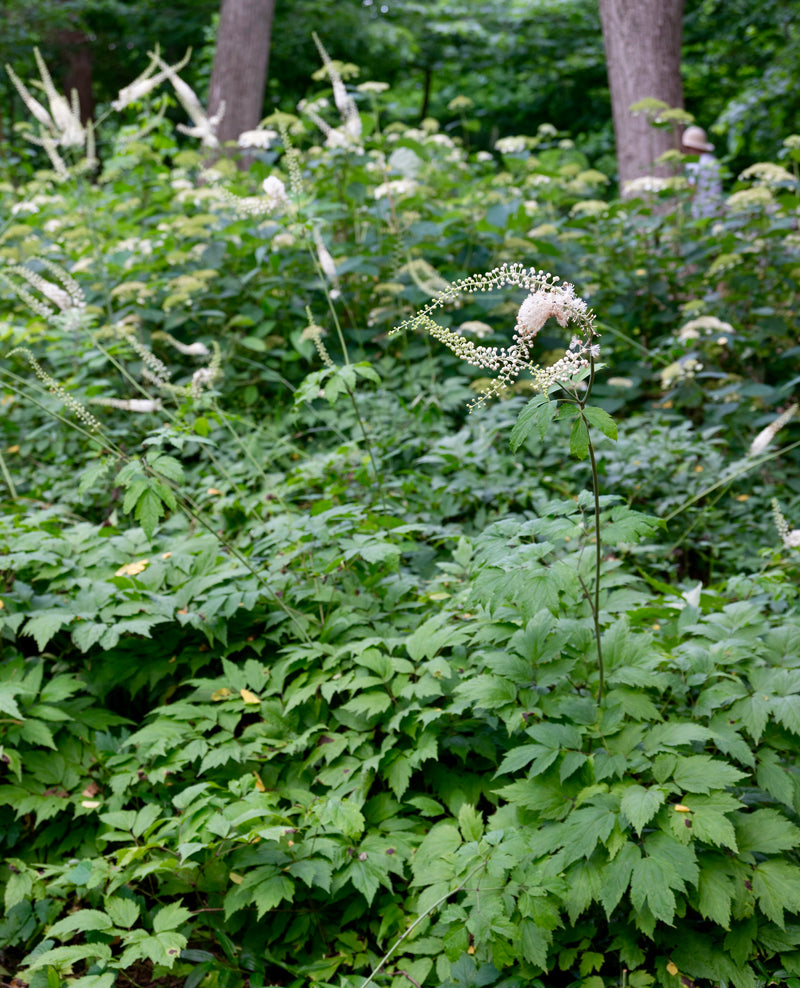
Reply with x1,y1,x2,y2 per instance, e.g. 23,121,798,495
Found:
2,45,800,988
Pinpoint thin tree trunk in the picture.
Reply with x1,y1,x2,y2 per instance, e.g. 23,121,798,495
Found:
420,65,432,121
208,0,276,159
598,0,685,192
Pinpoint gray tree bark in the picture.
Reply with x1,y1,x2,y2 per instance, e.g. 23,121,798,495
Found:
598,0,685,192
207,0,276,152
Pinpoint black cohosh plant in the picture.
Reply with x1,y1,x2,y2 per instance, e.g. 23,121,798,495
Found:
392,263,618,700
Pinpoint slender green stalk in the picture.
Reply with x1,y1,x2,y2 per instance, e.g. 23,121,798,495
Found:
0,449,17,499
577,354,604,700
662,439,800,523
584,431,605,701
359,859,487,988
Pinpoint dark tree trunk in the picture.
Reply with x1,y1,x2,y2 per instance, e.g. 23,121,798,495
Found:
598,0,685,191
420,65,432,121
57,29,94,123
208,0,276,159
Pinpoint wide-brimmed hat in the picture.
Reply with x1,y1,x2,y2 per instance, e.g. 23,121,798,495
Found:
682,125,715,153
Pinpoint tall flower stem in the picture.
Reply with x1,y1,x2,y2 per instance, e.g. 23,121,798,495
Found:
584,428,605,701
577,354,604,701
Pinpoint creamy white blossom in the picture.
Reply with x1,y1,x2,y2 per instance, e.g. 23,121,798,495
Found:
91,397,163,413
155,55,223,148
749,404,798,457
495,136,527,154
677,315,735,343
238,128,278,149
112,48,191,112
374,178,418,200
6,49,86,152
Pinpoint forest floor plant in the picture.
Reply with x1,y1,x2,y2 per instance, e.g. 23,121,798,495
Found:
2,40,800,988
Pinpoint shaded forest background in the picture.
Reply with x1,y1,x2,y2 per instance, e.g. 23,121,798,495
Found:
2,0,799,182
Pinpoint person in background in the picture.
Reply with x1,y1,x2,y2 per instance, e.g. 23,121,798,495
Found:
682,124,723,219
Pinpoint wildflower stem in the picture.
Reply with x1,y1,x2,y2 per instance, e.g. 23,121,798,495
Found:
359,858,487,988
579,354,604,701
663,439,800,523
0,449,17,499
585,428,605,702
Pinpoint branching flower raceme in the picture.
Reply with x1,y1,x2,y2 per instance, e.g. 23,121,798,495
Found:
302,33,363,149
1,261,86,328
219,176,291,218
6,49,84,147
111,47,191,112
154,55,223,148
5,49,96,174
391,263,597,408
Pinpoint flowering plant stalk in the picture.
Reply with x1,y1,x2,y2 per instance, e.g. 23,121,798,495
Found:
393,264,616,699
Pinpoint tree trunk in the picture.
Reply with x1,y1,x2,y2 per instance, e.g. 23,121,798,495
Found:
207,0,276,158
598,0,685,192
57,29,94,124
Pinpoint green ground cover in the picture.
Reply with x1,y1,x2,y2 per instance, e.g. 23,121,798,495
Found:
1,51,800,988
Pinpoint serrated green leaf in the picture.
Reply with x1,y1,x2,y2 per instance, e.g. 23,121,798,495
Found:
695,858,735,928
682,793,741,850
620,785,665,835
510,394,556,451
756,748,794,805
69,974,116,988
600,841,640,917
152,900,192,933
353,361,380,383
321,797,365,839
71,621,108,652
753,859,800,927
5,869,33,911
19,719,55,749
0,683,28,719
105,897,140,929
252,874,294,919
583,404,617,440
135,488,165,539
25,943,113,973
643,722,715,755
736,808,800,856
147,453,184,483
672,755,746,794
48,909,114,939
385,753,413,799
458,804,483,843
23,612,70,651
570,416,590,460
520,918,551,968
630,857,677,925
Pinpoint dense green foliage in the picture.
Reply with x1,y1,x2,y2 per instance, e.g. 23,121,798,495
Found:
2,46,800,988
4,0,800,178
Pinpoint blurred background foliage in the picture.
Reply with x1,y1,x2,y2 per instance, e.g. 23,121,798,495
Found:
2,0,799,179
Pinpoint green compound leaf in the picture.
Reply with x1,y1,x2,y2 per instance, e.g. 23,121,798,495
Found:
583,404,618,441
509,393,556,451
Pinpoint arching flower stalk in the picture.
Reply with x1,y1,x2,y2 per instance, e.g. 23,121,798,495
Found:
393,264,611,700
391,263,598,409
